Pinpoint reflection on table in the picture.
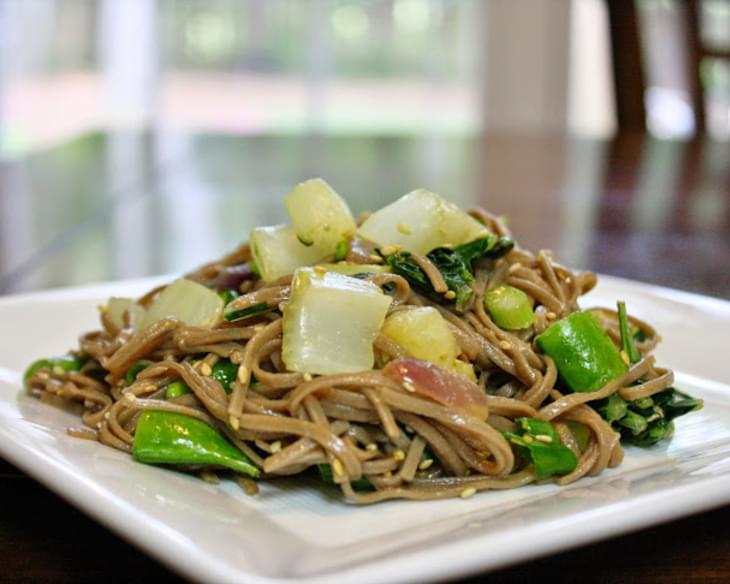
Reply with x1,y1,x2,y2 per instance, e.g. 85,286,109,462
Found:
1,131,728,298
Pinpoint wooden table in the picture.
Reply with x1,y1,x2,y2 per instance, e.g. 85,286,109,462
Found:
1,131,729,582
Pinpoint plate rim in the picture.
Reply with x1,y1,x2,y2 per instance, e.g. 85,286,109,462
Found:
1,274,729,583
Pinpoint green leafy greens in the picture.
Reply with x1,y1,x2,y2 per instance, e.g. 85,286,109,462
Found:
504,417,578,479
592,302,703,446
380,235,514,311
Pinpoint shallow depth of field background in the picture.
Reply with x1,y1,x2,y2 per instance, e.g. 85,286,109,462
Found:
0,0,728,295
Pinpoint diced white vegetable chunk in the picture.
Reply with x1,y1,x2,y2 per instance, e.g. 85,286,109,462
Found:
357,189,489,254
439,204,490,249
251,224,326,282
284,178,356,254
452,359,477,382
105,297,146,331
139,278,224,330
381,307,460,369
282,268,392,375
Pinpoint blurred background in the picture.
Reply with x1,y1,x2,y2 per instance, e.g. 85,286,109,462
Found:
0,0,729,296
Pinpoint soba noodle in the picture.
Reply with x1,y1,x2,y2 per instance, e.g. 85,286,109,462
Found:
25,205,680,504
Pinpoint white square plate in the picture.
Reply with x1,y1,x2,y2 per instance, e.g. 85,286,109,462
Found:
1,275,729,583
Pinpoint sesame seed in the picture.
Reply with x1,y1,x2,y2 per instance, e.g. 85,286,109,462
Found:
199,363,212,376
523,435,534,443
499,340,512,351
123,392,136,403
104,412,110,420
270,441,282,453
418,459,433,470
303,372,313,382
546,311,557,321
444,290,456,300
332,458,345,478
237,366,249,384
96,422,102,429
397,223,412,235
392,449,406,462
368,254,383,263
229,415,240,430
508,262,522,274
404,425,414,434
52,365,65,376
565,277,572,284
620,350,630,365
534,434,553,443
403,381,416,393
365,443,378,452
253,325,265,333
460,487,476,499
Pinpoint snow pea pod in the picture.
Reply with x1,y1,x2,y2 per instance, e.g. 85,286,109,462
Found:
164,381,190,399
132,410,259,477
125,360,150,384
536,310,627,393
484,285,534,330
24,354,87,385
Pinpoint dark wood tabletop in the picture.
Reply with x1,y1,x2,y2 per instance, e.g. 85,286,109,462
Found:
1,130,729,583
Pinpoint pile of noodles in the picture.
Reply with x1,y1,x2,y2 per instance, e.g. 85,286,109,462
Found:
25,209,672,503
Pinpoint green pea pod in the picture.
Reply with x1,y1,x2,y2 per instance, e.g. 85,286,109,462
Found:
484,285,534,330
24,354,87,385
132,411,259,478
126,360,150,384
536,310,628,393
504,417,577,480
165,381,191,399
211,359,238,394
